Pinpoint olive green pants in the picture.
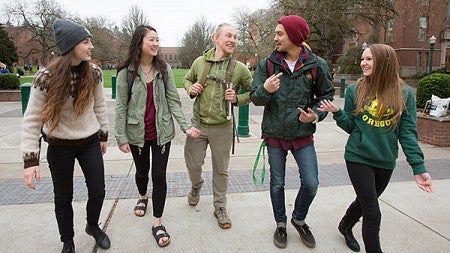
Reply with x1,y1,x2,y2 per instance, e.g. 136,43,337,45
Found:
184,121,233,208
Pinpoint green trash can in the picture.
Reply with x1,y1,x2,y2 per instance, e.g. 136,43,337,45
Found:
20,83,32,115
111,75,116,99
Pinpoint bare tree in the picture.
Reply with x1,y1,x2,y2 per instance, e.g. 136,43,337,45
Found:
179,17,214,68
120,5,150,46
6,0,66,65
276,0,396,62
233,6,281,61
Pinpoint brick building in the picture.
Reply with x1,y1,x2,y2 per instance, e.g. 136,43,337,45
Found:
159,47,181,69
347,0,447,77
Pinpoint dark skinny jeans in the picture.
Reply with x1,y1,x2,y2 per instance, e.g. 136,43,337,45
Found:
47,138,105,243
344,161,393,253
130,140,170,218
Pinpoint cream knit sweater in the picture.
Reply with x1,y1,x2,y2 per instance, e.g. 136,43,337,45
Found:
21,63,109,168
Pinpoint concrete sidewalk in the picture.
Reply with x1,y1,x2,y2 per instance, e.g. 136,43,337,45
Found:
0,88,449,252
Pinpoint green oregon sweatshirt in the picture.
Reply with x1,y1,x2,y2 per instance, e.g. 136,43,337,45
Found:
332,84,427,175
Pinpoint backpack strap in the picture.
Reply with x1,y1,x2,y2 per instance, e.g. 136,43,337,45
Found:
266,59,275,77
126,70,134,104
198,62,212,85
225,57,236,83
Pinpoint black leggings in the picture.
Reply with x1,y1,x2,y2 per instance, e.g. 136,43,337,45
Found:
344,161,393,253
47,138,105,243
130,140,170,218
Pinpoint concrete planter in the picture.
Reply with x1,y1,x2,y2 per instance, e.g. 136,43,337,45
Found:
0,90,21,101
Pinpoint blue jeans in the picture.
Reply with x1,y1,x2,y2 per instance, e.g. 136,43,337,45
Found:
267,143,319,223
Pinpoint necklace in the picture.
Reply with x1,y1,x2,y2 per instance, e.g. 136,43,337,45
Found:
142,64,153,78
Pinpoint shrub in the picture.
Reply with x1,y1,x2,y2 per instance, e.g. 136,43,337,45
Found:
416,73,450,108
0,74,21,90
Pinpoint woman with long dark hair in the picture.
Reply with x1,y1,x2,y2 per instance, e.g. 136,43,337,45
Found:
115,25,200,248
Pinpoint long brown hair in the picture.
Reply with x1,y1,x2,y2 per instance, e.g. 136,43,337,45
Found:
41,51,97,131
355,44,404,127
117,25,168,84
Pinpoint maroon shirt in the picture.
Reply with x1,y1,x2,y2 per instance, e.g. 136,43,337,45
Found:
144,80,157,141
263,135,314,151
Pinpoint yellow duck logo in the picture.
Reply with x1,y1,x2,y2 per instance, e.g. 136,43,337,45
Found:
364,97,394,117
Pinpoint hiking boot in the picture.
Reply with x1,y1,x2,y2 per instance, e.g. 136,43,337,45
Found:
273,226,287,248
85,224,111,249
214,206,232,229
188,187,200,206
338,215,360,252
61,240,75,253
291,218,316,248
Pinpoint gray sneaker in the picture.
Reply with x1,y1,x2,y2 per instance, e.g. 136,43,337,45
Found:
214,207,232,229
188,187,200,206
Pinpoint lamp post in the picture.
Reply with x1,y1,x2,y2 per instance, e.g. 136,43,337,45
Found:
428,36,436,74
362,42,368,50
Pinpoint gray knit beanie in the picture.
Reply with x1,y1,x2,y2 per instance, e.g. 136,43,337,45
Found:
53,19,92,55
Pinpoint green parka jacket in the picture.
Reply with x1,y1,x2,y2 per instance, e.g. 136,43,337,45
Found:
251,47,335,140
183,48,253,127
115,63,190,148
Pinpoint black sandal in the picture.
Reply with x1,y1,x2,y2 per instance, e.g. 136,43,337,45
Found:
152,225,171,247
134,198,148,217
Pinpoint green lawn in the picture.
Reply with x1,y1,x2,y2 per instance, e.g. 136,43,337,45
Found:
20,69,189,89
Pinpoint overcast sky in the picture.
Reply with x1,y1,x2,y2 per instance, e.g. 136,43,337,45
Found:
1,0,271,47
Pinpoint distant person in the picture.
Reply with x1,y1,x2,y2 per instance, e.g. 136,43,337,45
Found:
251,15,335,249
0,62,9,74
21,19,111,253
318,43,434,253
114,25,200,247
183,23,253,229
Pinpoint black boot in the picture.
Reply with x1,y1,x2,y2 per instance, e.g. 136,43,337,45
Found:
85,224,111,249
338,215,360,252
61,240,75,253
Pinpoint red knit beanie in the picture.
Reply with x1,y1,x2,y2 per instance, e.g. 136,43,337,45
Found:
278,15,310,47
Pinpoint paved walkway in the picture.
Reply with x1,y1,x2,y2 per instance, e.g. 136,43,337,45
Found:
0,88,449,252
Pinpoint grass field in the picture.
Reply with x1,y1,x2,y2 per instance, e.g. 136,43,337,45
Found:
19,69,189,89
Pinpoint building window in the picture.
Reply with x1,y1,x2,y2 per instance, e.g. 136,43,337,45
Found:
421,0,429,6
418,16,428,42
445,47,450,68
386,19,394,43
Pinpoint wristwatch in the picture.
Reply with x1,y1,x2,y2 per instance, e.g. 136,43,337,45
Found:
312,114,319,124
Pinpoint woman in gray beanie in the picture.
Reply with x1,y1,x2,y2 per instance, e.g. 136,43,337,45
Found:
21,19,110,253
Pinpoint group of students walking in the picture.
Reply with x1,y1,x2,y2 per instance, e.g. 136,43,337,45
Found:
21,14,433,253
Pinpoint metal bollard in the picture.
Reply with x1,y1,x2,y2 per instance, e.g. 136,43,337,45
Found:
20,83,32,115
340,78,345,98
111,75,116,99
237,89,250,137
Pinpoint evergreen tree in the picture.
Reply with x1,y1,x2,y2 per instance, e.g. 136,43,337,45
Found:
0,25,19,72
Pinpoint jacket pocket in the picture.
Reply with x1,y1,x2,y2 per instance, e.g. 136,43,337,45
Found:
126,117,141,143
159,114,175,141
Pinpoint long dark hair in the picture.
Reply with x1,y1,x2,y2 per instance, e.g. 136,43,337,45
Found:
117,25,168,84
41,51,97,131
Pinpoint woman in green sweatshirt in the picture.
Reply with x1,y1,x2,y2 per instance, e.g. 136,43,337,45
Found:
319,44,434,253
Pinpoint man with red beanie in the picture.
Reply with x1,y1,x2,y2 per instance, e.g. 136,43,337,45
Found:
251,15,335,249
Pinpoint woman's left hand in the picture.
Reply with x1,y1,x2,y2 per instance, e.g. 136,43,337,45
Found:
414,172,434,193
